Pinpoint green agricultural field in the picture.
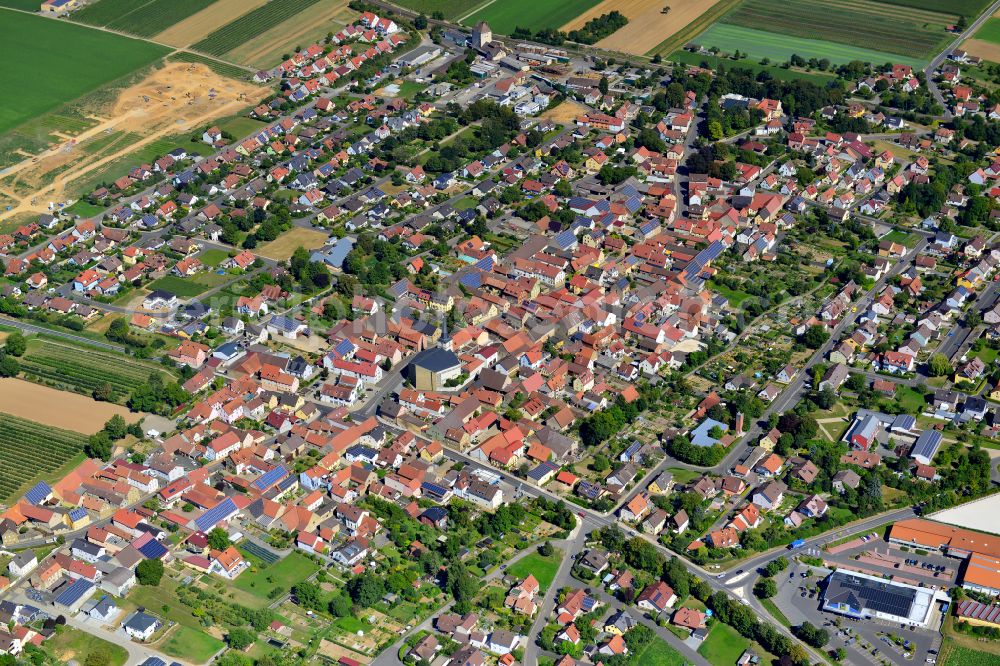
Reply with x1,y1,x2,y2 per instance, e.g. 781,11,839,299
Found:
0,413,88,501
694,24,925,68
463,0,605,35
878,0,992,15
20,337,174,400
940,644,999,666
0,0,42,8
716,0,956,61
74,0,217,37
976,17,1000,45
191,0,322,56
506,550,561,591
670,50,837,84
0,10,169,135
390,0,476,20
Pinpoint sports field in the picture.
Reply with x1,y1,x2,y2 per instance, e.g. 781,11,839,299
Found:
715,0,956,61
694,24,925,68
0,10,169,135
463,0,605,35
73,0,218,37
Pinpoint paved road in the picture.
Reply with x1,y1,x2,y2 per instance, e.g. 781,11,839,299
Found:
922,0,1000,118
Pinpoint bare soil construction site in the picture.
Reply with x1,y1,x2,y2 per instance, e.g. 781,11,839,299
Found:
0,62,265,222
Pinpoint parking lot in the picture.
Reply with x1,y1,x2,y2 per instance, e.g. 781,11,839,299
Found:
769,561,942,666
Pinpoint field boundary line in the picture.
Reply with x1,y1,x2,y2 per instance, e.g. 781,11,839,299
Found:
456,0,498,24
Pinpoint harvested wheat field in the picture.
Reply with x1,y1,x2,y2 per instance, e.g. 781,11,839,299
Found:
0,63,265,221
156,0,271,47
258,226,331,260
962,38,1000,62
562,0,722,55
225,0,354,68
0,378,142,434
539,99,590,124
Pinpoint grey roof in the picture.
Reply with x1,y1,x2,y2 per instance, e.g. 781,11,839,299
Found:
824,571,916,618
910,430,942,463
409,346,462,373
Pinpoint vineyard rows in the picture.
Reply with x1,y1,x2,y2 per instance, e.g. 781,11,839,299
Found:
0,413,87,501
192,0,321,56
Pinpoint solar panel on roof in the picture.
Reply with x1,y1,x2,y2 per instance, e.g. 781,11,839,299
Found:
334,339,355,357
277,475,297,492
24,481,52,506
474,255,494,271
421,482,449,497
459,272,482,289
194,497,237,531
138,539,168,560
69,508,87,521
54,579,94,607
252,465,288,491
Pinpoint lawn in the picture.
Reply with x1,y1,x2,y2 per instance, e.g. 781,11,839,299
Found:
453,196,479,211
198,248,230,267
146,275,213,298
708,279,753,307
159,624,226,664
667,467,703,484
63,199,106,218
882,229,920,247
463,0,605,35
693,23,924,68
0,10,169,135
506,550,561,592
895,386,928,413
234,551,320,606
698,622,751,665
44,626,128,666
717,0,954,61
634,637,689,666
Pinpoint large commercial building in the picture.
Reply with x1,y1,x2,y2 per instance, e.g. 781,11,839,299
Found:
822,570,943,627
889,518,1000,596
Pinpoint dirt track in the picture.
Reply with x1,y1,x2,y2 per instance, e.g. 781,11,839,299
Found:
561,0,721,55
0,63,265,221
